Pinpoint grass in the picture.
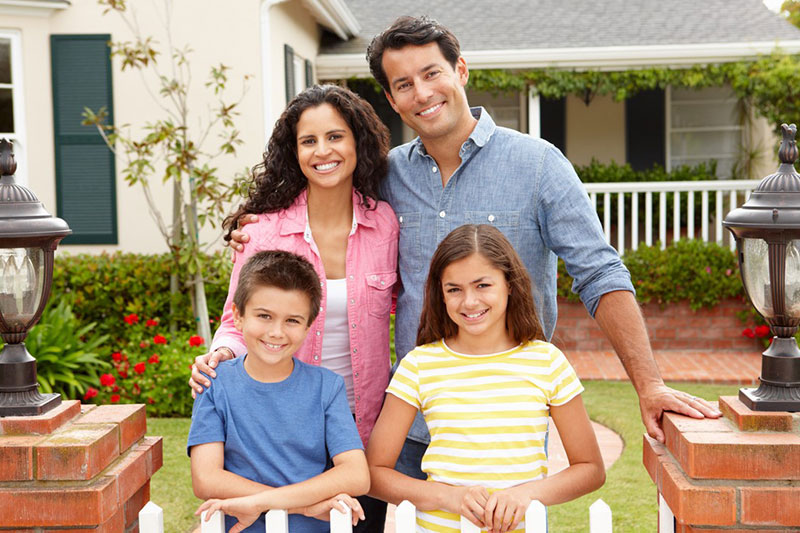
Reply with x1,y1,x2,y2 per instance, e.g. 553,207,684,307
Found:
148,381,743,532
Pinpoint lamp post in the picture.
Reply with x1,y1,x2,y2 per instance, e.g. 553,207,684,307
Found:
723,123,800,411
0,139,71,416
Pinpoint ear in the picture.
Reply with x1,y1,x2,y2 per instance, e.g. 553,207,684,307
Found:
456,56,469,87
384,89,400,114
232,303,243,331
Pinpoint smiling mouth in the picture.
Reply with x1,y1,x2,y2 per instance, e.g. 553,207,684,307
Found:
417,102,443,117
262,341,286,351
314,162,340,171
462,309,488,320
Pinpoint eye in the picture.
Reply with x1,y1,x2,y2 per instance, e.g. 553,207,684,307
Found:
300,138,315,145
287,318,302,325
425,69,441,79
477,282,492,289
257,313,272,320
397,81,412,92
328,133,343,141
445,287,460,294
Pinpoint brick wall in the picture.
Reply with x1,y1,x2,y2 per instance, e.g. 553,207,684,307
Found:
553,297,758,351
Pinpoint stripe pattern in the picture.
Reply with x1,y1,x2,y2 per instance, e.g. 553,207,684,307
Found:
387,340,583,532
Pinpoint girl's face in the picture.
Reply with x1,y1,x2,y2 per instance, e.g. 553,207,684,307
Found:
441,253,512,350
295,103,357,194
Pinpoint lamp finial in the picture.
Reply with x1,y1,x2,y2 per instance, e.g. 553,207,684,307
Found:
779,124,798,166
0,139,17,177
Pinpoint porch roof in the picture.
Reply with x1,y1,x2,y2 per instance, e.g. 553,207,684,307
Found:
317,0,800,78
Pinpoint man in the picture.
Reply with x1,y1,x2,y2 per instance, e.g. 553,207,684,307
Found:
197,9,719,499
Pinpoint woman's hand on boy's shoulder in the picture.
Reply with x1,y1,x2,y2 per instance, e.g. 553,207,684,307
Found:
189,348,235,399
298,494,365,525
229,214,259,259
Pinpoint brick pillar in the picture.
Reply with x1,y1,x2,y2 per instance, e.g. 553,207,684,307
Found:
0,400,163,532
644,396,800,531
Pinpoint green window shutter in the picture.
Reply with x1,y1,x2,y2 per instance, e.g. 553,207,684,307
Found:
305,59,313,88
51,34,117,244
284,44,295,104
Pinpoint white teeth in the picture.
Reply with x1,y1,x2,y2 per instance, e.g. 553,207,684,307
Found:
315,162,339,171
465,310,486,318
265,342,283,349
419,103,442,116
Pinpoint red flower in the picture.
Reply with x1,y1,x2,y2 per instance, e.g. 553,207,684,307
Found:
124,313,139,325
188,335,205,347
139,341,149,349
110,394,120,403
118,371,128,379
100,373,115,387
153,334,167,345
147,397,155,404
755,325,771,338
112,385,120,393
83,387,98,401
148,354,160,364
146,319,159,327
742,328,755,338
133,383,141,395
111,352,123,362
134,362,147,375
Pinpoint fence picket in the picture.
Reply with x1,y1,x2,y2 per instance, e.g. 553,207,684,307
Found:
138,501,164,533
395,500,417,531
330,501,353,533
200,510,225,533
265,509,288,532
589,499,612,532
658,494,676,532
525,500,547,530
459,515,481,533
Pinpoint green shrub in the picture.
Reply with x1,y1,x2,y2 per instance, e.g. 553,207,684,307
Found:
53,250,232,340
558,239,744,310
0,299,111,400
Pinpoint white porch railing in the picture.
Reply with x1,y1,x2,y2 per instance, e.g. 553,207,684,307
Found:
583,179,760,254
139,498,613,532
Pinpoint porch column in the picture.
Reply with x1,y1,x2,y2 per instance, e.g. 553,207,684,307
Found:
528,86,540,138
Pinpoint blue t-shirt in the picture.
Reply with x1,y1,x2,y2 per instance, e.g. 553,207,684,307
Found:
187,357,363,533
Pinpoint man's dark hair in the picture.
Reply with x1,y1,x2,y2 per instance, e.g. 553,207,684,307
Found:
366,15,461,92
233,251,322,326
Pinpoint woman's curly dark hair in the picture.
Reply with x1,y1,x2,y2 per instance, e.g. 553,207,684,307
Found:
224,85,390,242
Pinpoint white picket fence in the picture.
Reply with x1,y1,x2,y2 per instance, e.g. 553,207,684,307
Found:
584,179,760,254
139,498,612,532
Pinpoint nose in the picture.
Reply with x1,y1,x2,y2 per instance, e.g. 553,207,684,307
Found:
413,80,433,104
268,322,283,339
315,139,333,156
463,288,479,307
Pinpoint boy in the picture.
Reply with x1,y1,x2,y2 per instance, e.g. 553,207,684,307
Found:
188,251,369,532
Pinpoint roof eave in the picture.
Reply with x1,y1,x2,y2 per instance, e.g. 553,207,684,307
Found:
316,40,800,79
0,0,69,17
301,0,360,41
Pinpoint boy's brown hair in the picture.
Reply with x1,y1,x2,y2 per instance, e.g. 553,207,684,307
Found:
233,251,321,326
416,224,544,346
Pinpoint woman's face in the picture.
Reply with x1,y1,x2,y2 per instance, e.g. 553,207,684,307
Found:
295,103,357,194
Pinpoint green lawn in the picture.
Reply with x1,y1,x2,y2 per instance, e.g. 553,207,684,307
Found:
148,381,742,532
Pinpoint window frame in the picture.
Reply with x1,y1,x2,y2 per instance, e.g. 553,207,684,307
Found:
0,29,28,185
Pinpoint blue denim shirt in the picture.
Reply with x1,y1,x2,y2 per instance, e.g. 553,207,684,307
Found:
382,108,633,443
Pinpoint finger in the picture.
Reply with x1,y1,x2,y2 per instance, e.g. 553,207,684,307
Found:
466,499,485,527
492,501,506,532
688,396,722,418
510,506,525,531
230,523,246,533
500,504,515,533
483,495,497,528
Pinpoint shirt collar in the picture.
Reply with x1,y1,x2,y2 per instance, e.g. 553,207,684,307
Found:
409,106,495,159
279,188,378,237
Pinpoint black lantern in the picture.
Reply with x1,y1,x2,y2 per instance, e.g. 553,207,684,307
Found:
723,124,800,411
0,139,71,416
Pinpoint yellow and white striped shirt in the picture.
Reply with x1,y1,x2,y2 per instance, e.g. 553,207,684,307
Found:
386,339,583,533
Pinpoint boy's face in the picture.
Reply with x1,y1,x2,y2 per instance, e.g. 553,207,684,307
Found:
233,286,312,381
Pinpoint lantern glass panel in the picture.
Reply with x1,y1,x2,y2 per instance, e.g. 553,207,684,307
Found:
786,240,800,318
0,247,45,329
742,238,773,318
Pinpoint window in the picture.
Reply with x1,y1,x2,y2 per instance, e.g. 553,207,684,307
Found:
0,30,27,185
667,86,743,178
466,89,524,132
284,45,312,103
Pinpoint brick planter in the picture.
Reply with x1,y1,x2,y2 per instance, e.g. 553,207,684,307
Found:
0,401,162,532
645,397,800,531
554,297,758,352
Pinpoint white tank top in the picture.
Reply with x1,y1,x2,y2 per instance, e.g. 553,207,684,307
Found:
320,278,354,411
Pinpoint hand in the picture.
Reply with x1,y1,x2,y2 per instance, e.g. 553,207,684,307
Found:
639,383,722,443
301,494,365,525
484,486,531,533
196,496,260,533
229,214,258,260
443,485,489,528
189,348,235,398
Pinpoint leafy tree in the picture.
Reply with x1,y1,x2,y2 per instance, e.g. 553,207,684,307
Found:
83,0,250,342
781,0,800,28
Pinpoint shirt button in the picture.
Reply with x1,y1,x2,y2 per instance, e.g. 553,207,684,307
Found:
313,355,319,361
371,274,378,281
439,210,446,218
488,214,496,222
432,166,438,173
380,280,385,285
316,331,320,336
351,323,357,329
399,215,403,223
355,372,359,377
350,298,355,304
357,417,362,422
320,281,324,287
356,395,360,401
352,348,357,354
349,275,354,280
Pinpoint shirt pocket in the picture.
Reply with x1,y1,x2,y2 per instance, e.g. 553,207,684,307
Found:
465,211,521,249
365,271,397,318
396,212,422,273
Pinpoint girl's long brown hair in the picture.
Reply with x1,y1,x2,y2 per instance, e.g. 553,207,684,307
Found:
416,224,544,347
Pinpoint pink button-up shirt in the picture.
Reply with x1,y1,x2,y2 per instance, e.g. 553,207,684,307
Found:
211,189,399,445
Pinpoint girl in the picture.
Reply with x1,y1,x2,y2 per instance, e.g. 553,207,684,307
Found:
367,224,605,533
189,85,398,530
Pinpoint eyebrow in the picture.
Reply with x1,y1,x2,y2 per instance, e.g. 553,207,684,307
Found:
251,306,307,321
391,62,441,87
443,276,491,287
297,128,347,141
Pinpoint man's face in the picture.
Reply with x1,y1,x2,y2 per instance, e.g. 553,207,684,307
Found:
382,42,472,142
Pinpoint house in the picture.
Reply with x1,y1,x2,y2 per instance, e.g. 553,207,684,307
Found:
2,0,799,254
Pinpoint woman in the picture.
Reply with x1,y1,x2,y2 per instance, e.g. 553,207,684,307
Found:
189,85,397,531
